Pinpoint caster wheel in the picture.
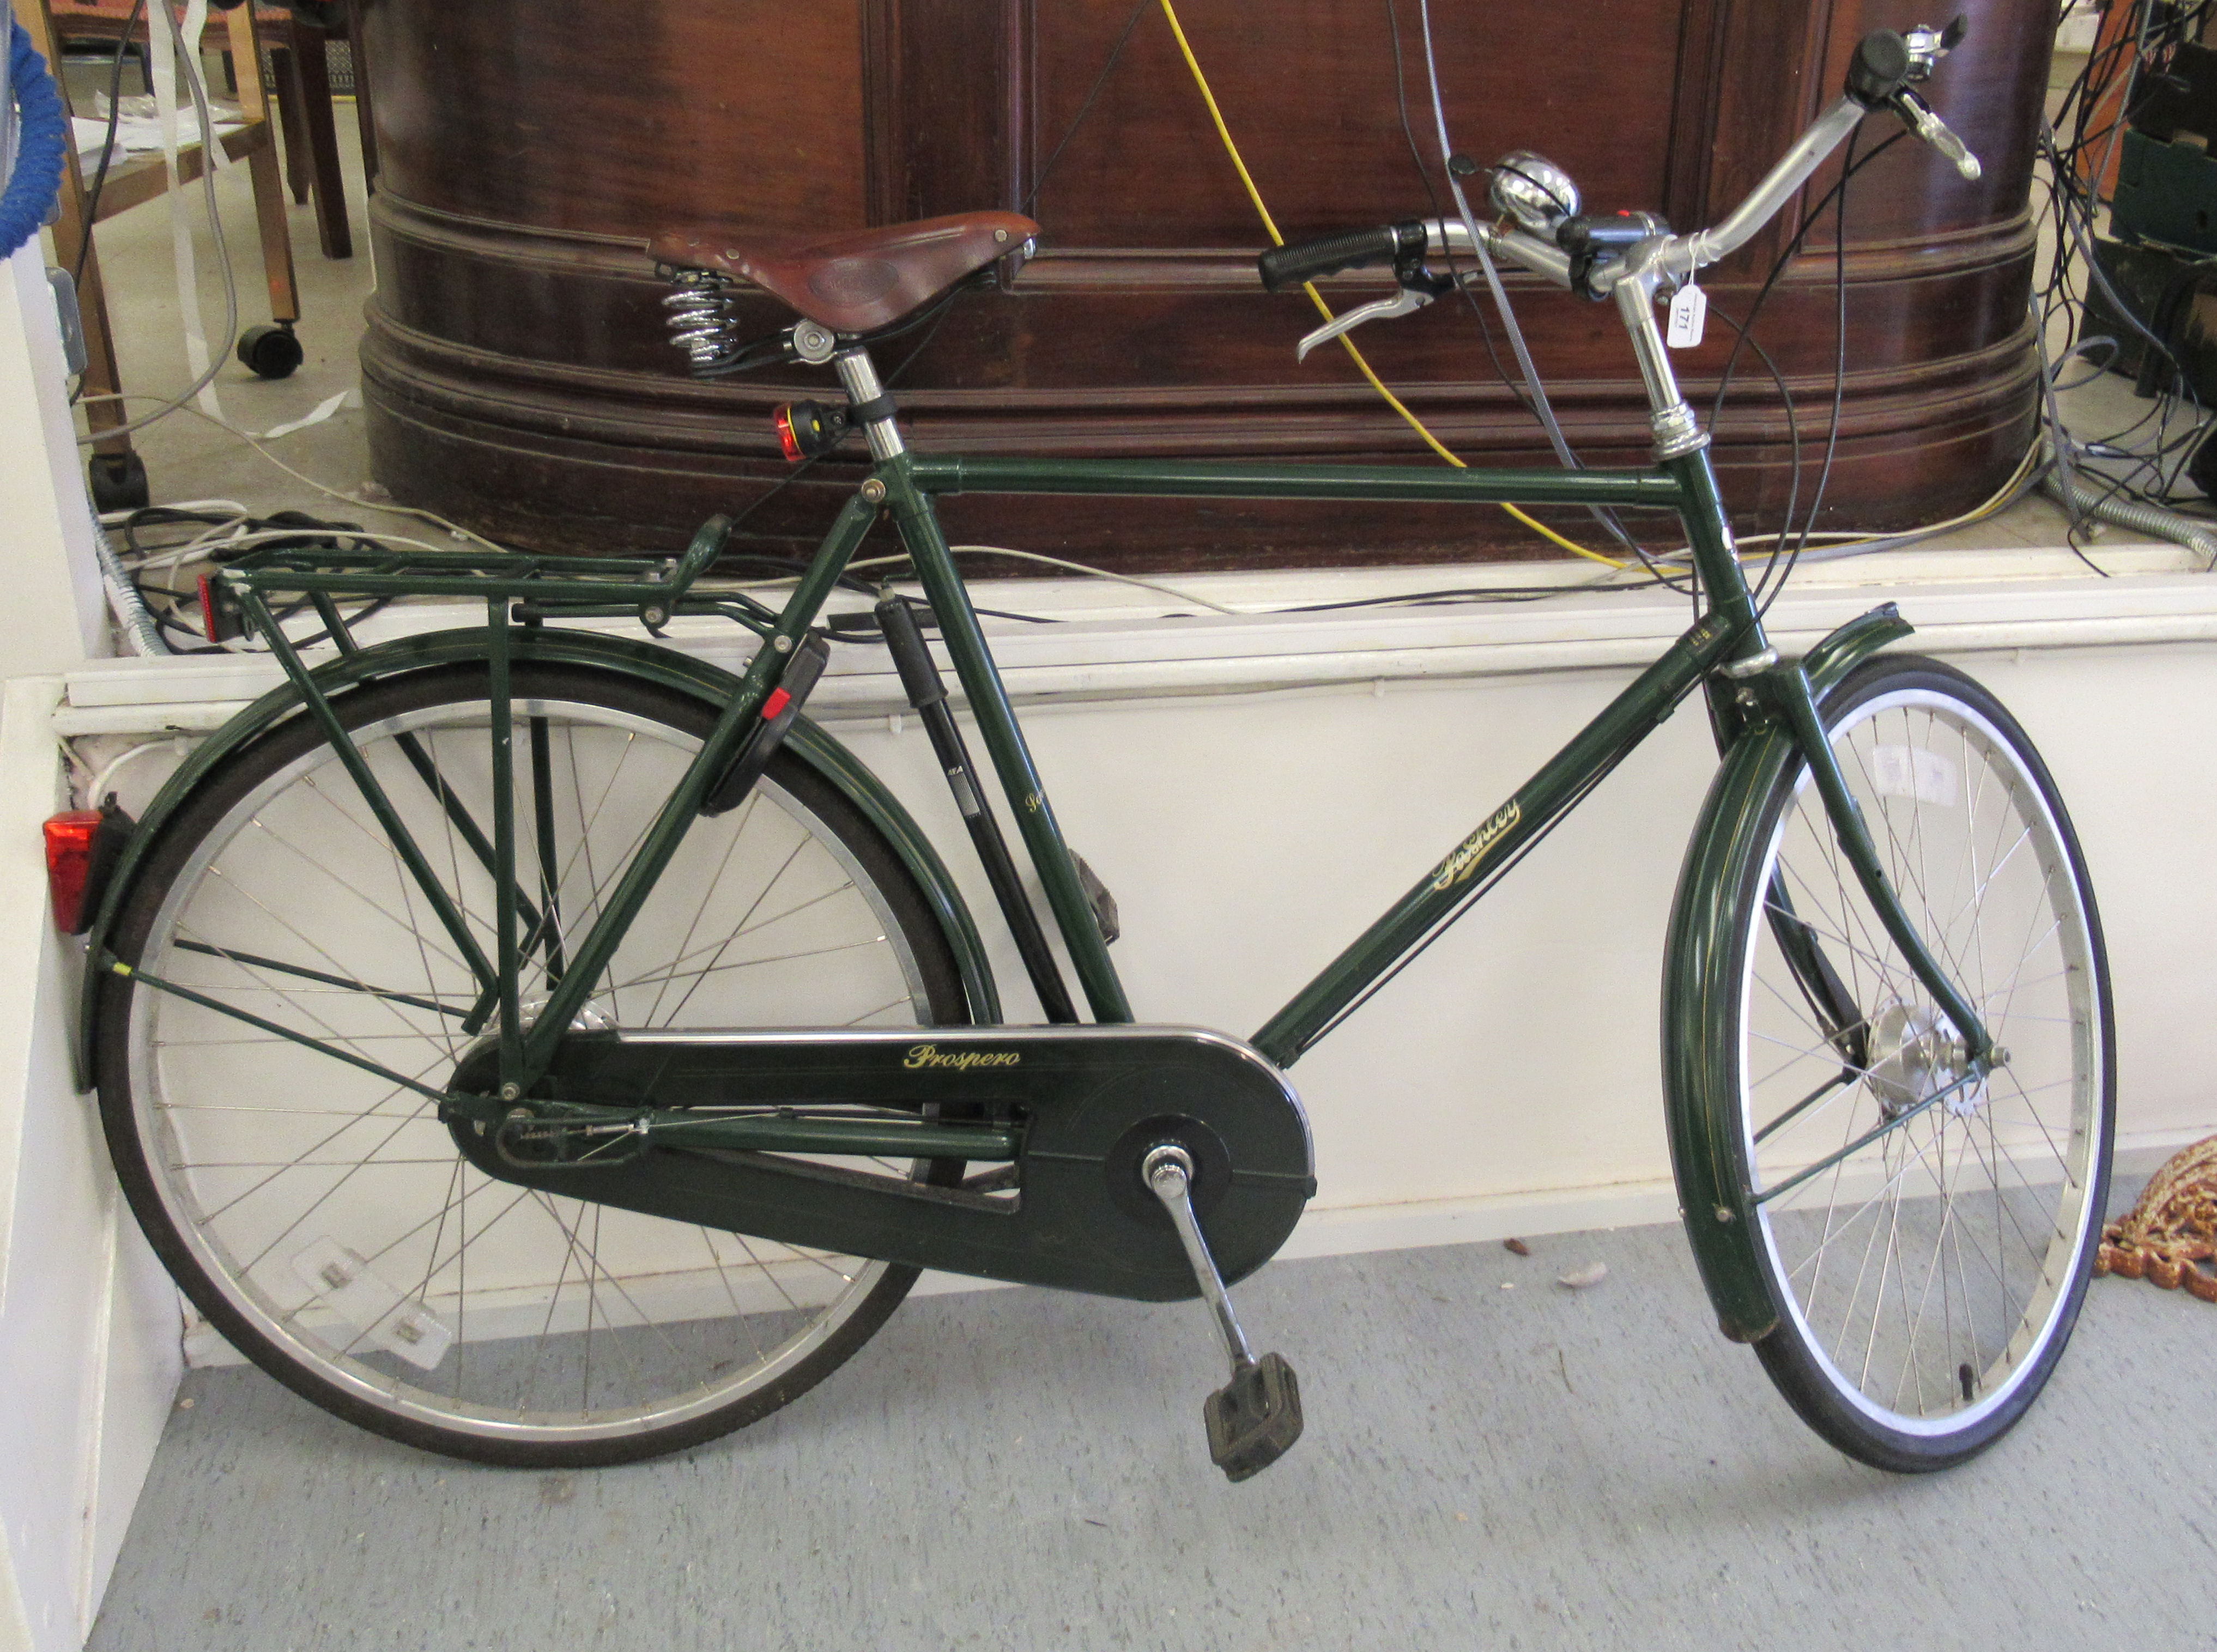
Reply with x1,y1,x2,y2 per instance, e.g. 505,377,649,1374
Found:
237,323,304,380
88,450,150,513
2190,424,2217,500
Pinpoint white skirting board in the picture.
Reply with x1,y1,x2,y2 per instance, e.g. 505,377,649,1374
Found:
0,681,181,1652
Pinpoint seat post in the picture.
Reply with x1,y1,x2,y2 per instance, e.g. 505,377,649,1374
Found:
833,349,905,460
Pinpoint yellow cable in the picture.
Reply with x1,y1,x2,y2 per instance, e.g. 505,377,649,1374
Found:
1154,0,1621,568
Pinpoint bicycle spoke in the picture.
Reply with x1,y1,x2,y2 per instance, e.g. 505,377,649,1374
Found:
110,676,960,1459
1735,670,2106,1461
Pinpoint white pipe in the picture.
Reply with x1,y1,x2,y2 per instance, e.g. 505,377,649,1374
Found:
92,520,171,656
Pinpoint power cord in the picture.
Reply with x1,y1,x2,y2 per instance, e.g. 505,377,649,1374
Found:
1153,0,1625,570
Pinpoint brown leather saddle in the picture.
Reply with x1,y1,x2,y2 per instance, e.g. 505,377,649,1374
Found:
651,211,1040,336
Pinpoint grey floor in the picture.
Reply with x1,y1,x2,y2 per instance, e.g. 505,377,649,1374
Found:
89,1200,2217,1652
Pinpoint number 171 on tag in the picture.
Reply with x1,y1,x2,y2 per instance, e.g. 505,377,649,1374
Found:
1667,284,1707,349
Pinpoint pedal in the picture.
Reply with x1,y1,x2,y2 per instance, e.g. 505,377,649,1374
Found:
1144,1143,1305,1481
1204,1351,1304,1483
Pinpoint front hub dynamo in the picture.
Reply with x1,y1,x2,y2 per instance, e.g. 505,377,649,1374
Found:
1865,999,1984,1120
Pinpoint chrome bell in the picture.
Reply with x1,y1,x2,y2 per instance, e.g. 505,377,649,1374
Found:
1488,151,1580,237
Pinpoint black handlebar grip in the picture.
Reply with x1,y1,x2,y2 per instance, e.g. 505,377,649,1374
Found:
1257,223,1420,292
1845,29,1912,107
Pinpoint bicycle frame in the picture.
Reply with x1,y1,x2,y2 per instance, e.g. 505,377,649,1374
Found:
87,39,2008,1159
165,425,1986,1134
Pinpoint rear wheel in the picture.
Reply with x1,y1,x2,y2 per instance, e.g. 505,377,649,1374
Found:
96,663,970,1466
1724,656,2112,1470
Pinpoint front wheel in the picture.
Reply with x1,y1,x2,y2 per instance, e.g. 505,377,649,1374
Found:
1711,655,2112,1470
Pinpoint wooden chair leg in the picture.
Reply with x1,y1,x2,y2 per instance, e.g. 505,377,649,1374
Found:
291,21,353,259
344,0,377,193
248,141,304,322
226,3,304,316
17,0,136,467
269,44,313,204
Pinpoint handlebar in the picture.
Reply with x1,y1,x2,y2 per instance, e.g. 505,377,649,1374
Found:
1255,21,1979,302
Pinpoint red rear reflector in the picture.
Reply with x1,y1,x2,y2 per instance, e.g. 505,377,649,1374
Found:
760,688,792,720
774,406,803,464
198,572,220,642
45,810,102,933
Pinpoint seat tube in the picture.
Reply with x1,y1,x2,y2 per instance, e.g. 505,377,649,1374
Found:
877,455,1133,1024
835,348,905,460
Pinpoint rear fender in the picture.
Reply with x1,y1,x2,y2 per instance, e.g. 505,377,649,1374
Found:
74,628,999,1085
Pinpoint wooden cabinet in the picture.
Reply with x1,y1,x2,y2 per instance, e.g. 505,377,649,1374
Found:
358,0,2052,566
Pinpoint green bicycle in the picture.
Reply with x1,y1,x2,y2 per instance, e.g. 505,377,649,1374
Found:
71,24,2111,1480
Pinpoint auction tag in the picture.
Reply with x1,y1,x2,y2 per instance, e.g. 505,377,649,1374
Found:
1667,283,1708,349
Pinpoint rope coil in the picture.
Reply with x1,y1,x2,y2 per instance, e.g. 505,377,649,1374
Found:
2,17,69,261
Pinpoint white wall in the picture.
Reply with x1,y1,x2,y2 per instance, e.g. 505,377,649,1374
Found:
56,553,2217,1283
0,240,180,1652
825,594,2217,1255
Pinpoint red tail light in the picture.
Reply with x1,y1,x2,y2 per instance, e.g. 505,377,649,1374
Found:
45,811,102,933
772,400,849,462
44,798,135,935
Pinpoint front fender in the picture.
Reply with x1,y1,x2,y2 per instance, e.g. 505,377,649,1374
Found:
1660,603,1912,1343
76,628,1000,1084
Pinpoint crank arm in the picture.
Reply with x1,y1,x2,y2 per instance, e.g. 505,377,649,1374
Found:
1146,1143,1304,1481
1296,287,1433,361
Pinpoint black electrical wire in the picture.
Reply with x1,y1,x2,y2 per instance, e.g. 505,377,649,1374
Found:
1756,128,1857,622
1379,0,1686,592
2030,0,2217,535
72,0,148,293
1685,130,1906,618
1380,0,1540,428
106,506,399,652
1022,0,1153,217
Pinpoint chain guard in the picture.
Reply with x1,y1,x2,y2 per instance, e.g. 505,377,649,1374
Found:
447,1025,1313,1302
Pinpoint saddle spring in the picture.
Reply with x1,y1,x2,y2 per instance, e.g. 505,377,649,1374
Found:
659,268,745,373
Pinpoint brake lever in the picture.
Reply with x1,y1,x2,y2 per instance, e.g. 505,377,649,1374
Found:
1891,87,1982,182
1294,258,1453,362
1297,286,1432,361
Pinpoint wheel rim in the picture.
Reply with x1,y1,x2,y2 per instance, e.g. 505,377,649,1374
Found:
123,693,944,1449
1740,685,2105,1439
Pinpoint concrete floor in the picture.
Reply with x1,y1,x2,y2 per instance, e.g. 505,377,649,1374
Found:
49,58,2217,1652
87,1211,2217,1652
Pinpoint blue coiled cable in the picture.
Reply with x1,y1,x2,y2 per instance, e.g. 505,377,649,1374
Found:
2,17,69,262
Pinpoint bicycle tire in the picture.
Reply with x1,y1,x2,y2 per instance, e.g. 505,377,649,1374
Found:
1714,654,2112,1470
96,662,971,1466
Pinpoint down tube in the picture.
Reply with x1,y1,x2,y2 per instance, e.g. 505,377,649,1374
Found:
1251,618,1733,1067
